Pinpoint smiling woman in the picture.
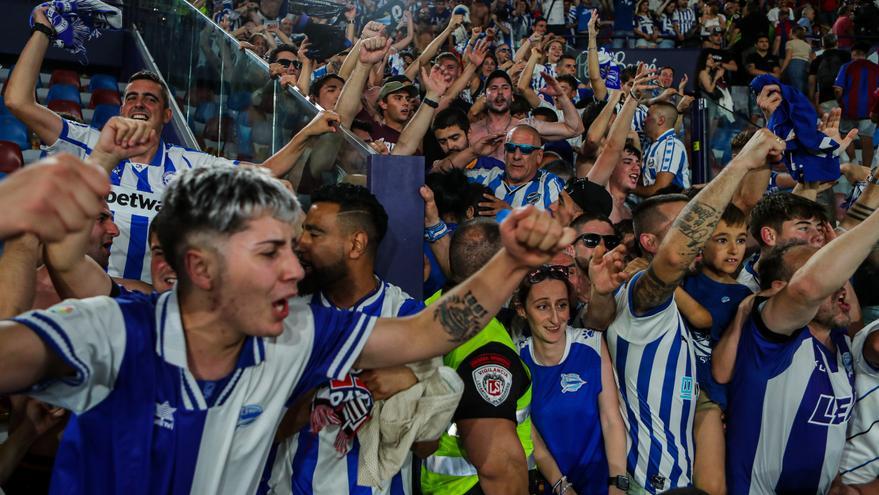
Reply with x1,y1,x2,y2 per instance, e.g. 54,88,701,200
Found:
513,265,629,495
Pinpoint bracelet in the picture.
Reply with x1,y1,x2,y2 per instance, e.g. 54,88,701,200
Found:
424,220,450,242
552,475,572,495
32,23,55,40
422,97,439,108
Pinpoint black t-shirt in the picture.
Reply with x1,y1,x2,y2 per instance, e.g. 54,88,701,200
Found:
746,51,780,74
809,49,852,103
453,342,531,422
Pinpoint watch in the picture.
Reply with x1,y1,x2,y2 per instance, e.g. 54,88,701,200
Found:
608,475,630,491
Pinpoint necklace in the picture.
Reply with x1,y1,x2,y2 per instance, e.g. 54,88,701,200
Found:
484,112,513,135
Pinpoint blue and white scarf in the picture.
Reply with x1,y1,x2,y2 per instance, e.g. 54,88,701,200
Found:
750,74,842,183
29,0,122,64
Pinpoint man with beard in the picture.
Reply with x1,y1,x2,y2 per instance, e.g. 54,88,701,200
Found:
266,183,431,495
467,70,584,162
722,218,879,493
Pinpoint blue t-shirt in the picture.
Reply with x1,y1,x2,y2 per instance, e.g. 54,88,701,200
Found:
613,0,634,31
520,328,609,494
681,273,752,409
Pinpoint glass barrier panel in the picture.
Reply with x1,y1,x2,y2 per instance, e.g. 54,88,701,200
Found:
127,0,372,196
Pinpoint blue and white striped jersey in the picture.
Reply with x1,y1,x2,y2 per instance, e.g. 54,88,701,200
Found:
43,119,237,284
642,129,690,190
838,322,879,485
671,8,696,36
726,304,855,495
466,166,563,211
264,279,424,495
605,271,697,494
11,290,375,495
736,254,761,294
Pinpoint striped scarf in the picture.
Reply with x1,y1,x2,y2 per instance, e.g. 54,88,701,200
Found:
29,0,122,64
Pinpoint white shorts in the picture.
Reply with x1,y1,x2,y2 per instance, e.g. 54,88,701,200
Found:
841,118,877,138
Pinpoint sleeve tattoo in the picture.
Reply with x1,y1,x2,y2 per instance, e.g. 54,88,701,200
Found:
632,200,722,313
433,291,489,343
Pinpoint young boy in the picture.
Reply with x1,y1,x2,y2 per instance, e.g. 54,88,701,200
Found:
680,204,754,494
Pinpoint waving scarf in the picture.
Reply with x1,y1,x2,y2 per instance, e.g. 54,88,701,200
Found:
750,74,841,182
29,0,122,64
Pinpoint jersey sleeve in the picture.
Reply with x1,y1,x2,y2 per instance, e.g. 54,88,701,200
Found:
42,118,99,159
852,323,879,375
185,151,239,168
453,342,530,422
303,304,377,384
610,270,680,343
11,296,130,413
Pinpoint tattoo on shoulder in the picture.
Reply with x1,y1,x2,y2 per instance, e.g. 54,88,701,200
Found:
673,201,722,258
434,291,489,343
632,265,679,314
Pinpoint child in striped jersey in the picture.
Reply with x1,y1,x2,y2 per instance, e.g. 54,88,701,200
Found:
680,204,753,495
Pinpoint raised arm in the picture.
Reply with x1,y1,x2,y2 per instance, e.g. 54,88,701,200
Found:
355,206,575,369
438,39,488,110
0,235,41,319
586,11,608,102
405,13,463,82
391,12,415,51
584,91,620,150
761,200,879,335
529,74,586,140
263,111,342,181
393,66,451,156
632,130,784,314
517,46,545,108
296,37,314,95
5,6,63,145
336,36,391,128
588,67,654,186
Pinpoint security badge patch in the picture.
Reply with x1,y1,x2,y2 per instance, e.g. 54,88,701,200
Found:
472,364,513,406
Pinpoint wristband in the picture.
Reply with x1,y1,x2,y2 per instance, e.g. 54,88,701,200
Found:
422,97,439,108
32,23,55,39
424,220,450,242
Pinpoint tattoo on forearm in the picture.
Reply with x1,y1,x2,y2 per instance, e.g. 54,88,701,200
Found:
672,201,722,259
633,265,681,314
434,291,488,343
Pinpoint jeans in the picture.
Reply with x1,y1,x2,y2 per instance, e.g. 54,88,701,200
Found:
783,59,808,94
613,30,634,48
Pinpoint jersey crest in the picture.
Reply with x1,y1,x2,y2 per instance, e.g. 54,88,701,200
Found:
473,364,512,406
560,373,586,393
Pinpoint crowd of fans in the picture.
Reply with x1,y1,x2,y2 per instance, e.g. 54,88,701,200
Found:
1,0,879,494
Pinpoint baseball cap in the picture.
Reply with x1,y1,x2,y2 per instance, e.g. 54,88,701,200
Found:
379,80,418,100
565,178,613,217
485,69,513,88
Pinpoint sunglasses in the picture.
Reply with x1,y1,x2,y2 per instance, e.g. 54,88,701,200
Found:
526,264,570,284
277,59,303,69
504,142,542,155
574,233,621,249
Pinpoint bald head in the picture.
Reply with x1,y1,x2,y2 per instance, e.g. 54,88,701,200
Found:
507,124,541,146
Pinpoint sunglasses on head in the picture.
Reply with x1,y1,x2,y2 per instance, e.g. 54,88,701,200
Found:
277,59,303,69
575,233,621,249
526,264,570,284
504,142,542,155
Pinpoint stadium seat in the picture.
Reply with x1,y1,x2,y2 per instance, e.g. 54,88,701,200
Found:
227,91,253,112
193,101,218,123
0,140,23,174
48,99,84,123
202,115,236,143
0,115,29,151
89,74,119,93
46,84,82,106
89,88,122,108
90,104,120,130
49,69,81,90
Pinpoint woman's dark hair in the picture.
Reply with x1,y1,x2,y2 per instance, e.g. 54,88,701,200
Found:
513,266,577,319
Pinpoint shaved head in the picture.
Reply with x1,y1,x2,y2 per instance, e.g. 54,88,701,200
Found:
507,124,541,146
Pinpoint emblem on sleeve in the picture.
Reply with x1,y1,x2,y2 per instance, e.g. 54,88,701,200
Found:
472,364,512,406
154,401,176,430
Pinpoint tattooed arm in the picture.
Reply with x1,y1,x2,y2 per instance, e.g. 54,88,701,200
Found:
355,207,576,369
632,129,786,314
